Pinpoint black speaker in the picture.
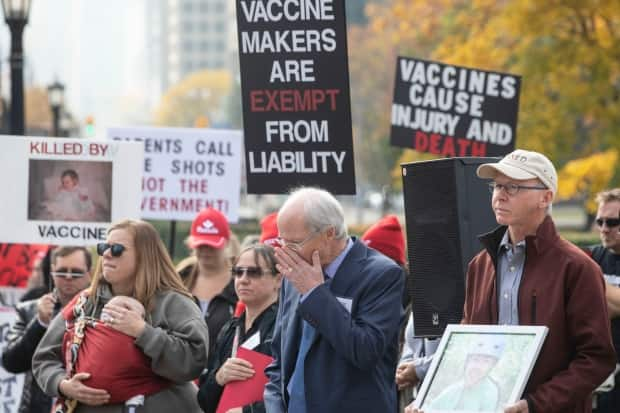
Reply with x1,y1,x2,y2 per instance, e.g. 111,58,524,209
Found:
402,157,498,337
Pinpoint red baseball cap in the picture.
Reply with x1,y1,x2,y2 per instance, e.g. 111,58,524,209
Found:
187,208,230,249
361,215,406,265
259,212,280,246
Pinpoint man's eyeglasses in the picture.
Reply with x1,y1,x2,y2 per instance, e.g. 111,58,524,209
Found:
96,243,126,257
596,218,620,228
51,268,86,278
276,230,320,250
231,266,271,279
488,182,548,196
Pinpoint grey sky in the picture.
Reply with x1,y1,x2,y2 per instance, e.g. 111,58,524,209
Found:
0,0,149,133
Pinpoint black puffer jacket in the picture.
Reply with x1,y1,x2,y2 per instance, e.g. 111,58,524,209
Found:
2,298,58,413
197,303,278,413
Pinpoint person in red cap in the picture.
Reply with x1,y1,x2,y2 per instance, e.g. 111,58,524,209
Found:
260,212,280,246
179,207,238,359
361,214,406,266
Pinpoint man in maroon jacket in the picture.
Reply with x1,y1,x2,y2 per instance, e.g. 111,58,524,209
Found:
462,149,615,413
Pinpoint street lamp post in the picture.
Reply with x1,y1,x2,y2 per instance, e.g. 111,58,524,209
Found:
47,80,64,136
2,0,32,135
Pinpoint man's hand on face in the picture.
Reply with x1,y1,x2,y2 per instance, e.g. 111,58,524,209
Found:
275,248,324,295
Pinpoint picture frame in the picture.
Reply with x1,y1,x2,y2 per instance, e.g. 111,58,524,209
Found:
413,324,548,413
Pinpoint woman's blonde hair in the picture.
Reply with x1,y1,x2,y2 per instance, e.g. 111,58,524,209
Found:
90,219,192,311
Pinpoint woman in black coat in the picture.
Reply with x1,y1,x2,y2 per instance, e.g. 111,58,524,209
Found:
198,244,281,413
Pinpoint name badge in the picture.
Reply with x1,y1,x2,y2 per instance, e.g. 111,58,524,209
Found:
241,332,261,350
336,296,353,314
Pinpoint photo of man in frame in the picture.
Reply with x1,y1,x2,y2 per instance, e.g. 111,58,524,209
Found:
426,335,505,412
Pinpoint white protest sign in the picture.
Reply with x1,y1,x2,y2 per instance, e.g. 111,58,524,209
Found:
108,127,242,223
0,136,143,245
0,307,25,413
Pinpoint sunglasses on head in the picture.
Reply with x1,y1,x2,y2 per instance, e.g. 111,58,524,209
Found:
96,242,126,257
596,218,620,228
231,266,270,279
51,267,86,278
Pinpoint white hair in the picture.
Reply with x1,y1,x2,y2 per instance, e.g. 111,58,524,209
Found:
279,187,348,239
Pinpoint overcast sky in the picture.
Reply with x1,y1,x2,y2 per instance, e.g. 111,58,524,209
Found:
0,0,150,131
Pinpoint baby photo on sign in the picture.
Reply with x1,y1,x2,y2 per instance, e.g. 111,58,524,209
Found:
28,160,112,222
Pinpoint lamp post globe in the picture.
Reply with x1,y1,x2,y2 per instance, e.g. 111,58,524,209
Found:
47,80,64,137
2,0,32,136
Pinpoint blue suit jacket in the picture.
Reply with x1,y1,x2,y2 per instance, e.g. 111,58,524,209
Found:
264,238,405,412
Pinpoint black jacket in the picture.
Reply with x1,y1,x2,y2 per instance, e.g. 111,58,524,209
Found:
2,298,58,413
180,265,239,359
197,303,278,413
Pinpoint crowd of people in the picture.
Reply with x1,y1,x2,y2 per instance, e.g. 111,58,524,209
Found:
1,148,619,413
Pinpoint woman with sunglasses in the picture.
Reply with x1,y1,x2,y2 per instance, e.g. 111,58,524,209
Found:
197,244,281,413
33,219,209,412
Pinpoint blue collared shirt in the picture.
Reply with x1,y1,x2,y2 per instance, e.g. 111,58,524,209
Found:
301,238,354,300
497,231,526,325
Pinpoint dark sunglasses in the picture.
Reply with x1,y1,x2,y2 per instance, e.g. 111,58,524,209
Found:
51,267,86,278
596,218,620,228
231,266,270,279
96,242,126,257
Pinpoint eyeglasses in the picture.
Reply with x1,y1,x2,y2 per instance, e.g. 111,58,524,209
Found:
277,230,320,250
231,266,271,279
51,267,87,278
488,182,548,196
96,243,126,257
596,218,620,228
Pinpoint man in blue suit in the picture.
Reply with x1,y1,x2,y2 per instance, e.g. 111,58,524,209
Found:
264,187,405,412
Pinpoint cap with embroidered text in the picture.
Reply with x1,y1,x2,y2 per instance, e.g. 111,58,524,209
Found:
187,208,230,249
476,149,557,196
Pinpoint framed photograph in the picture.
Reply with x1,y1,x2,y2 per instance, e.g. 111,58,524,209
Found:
28,159,113,223
414,324,548,413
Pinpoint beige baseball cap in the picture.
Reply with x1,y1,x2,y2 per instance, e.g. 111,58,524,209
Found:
476,149,557,196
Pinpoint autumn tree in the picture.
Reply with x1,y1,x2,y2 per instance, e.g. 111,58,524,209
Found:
153,70,232,127
348,2,456,193
557,149,618,226
361,0,620,191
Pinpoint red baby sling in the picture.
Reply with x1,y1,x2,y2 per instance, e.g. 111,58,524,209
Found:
53,292,170,412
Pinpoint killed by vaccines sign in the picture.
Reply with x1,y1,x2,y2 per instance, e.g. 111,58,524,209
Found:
236,0,356,194
390,57,521,157
0,136,142,246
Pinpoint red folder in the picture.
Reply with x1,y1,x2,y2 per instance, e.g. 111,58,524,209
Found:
215,347,274,413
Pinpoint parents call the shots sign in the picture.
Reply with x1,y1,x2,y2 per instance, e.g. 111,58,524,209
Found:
390,57,521,157
0,136,142,245
236,0,356,194
108,127,242,223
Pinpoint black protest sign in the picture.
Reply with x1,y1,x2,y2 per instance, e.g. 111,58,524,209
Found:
390,57,520,157
236,0,356,194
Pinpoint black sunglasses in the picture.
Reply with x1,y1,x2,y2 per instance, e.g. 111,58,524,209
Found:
596,218,620,228
51,267,86,278
96,243,126,257
231,266,270,279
